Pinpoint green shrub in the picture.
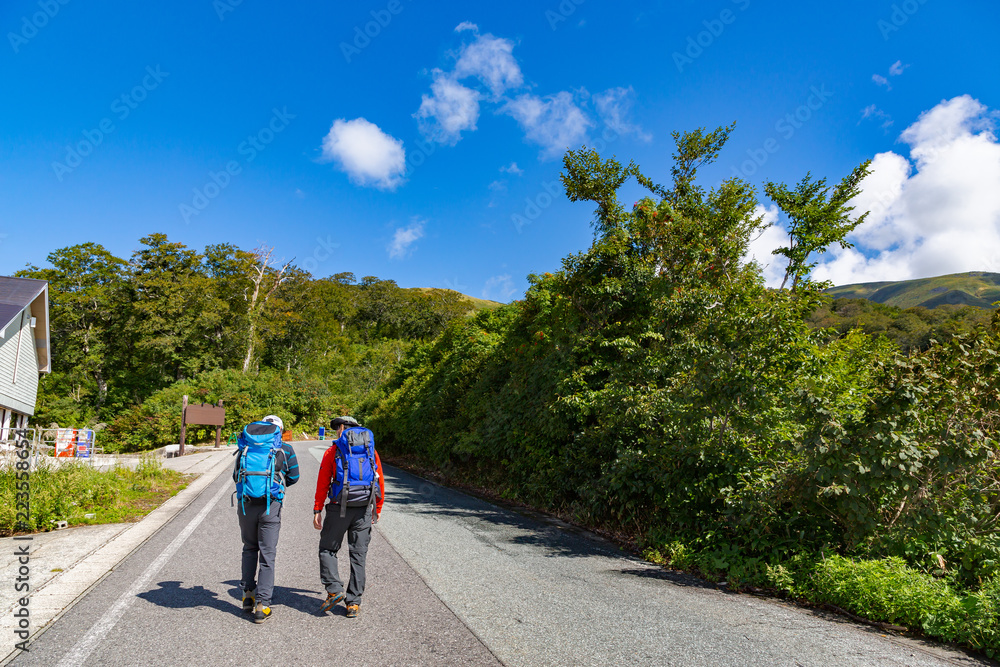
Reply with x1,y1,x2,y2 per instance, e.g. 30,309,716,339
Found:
102,368,347,452
809,555,957,628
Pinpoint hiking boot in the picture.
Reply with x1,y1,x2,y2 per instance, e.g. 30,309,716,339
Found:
345,603,360,618
254,602,272,624
319,591,345,613
242,589,256,613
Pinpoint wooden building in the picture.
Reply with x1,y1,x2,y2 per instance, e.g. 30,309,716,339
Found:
0,277,50,437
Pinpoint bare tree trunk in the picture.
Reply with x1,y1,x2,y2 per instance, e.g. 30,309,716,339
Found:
242,246,292,373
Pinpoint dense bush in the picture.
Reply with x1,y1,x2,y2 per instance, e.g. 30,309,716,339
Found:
101,367,347,452
361,130,1000,653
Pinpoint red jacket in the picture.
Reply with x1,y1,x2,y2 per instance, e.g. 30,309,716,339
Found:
314,443,385,516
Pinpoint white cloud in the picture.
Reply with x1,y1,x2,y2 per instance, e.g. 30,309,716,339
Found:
321,118,406,190
415,70,481,145
501,92,594,159
414,28,644,158
415,30,522,145
387,218,425,259
500,161,523,175
810,95,1000,285
872,73,891,89
454,33,523,99
889,60,907,76
482,273,518,302
592,86,651,142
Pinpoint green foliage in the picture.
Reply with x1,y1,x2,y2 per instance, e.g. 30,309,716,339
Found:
18,235,476,432
643,540,1000,655
101,368,345,452
0,457,187,535
809,298,992,353
764,163,871,291
362,128,1000,655
810,555,956,629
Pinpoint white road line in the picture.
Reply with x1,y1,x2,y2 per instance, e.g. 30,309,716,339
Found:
56,480,230,667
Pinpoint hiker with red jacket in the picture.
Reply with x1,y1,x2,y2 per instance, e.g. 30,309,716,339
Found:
313,416,384,618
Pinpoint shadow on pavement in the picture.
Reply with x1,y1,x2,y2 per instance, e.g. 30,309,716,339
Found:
614,567,719,590
138,580,328,619
384,466,622,561
137,581,245,618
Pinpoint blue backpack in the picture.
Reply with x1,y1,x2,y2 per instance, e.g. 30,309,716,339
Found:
328,426,380,518
234,421,285,515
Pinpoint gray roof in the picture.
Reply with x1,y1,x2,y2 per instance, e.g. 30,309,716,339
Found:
0,276,50,373
0,277,47,331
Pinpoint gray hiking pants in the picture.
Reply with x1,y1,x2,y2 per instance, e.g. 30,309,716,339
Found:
238,501,282,605
318,503,372,605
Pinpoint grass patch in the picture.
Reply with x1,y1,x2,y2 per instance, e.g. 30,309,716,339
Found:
643,540,1000,657
0,456,190,535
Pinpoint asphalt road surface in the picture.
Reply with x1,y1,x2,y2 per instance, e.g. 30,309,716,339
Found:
12,444,990,666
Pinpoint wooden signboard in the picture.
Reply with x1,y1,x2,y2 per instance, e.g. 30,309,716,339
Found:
179,396,225,455
186,403,225,426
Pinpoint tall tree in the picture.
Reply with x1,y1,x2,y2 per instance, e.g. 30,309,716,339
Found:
127,234,224,387
764,162,872,291
18,243,128,411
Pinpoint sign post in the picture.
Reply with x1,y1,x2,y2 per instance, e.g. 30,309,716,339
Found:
180,396,226,456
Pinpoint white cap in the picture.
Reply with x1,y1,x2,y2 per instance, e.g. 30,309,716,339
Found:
262,415,284,430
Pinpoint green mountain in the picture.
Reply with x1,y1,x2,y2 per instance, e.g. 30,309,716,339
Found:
825,271,1000,309
408,287,505,311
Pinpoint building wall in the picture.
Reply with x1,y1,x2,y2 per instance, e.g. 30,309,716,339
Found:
0,308,40,416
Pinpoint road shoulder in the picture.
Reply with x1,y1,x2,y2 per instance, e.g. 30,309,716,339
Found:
1,449,235,665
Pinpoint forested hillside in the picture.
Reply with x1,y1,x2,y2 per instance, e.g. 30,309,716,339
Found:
361,128,1000,653
808,298,992,353
17,236,482,449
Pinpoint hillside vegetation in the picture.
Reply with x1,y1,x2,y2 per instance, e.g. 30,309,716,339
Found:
826,271,1000,309
362,128,1000,654
808,298,993,353
18,241,480,451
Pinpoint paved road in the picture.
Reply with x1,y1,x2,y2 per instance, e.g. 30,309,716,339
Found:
12,445,499,666
11,443,990,666
376,467,989,667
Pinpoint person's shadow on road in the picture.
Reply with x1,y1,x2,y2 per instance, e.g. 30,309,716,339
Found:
139,581,332,618
138,581,245,619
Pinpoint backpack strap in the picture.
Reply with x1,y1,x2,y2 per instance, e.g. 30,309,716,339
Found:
335,444,351,519
265,450,275,515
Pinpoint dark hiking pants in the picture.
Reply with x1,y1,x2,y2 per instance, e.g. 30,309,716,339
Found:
318,503,372,605
238,501,282,605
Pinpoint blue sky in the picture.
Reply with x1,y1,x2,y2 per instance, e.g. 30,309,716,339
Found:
2,0,998,300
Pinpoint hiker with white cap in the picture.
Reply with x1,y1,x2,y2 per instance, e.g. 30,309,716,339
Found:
233,414,300,623
314,415,384,618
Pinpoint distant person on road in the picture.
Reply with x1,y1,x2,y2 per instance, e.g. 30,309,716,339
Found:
314,416,384,618
233,414,299,623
